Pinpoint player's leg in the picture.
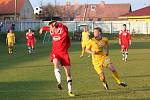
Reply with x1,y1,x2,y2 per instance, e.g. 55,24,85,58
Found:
27,42,32,54
53,58,62,90
121,48,125,60
93,62,109,90
8,43,12,54
80,42,85,57
8,45,11,54
108,63,127,87
28,46,32,54
99,72,109,90
64,66,75,96
124,48,128,61
31,42,35,53
10,43,14,54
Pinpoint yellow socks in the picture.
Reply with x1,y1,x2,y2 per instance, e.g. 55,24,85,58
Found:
112,71,121,84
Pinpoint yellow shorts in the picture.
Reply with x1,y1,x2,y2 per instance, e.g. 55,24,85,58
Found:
81,41,88,48
8,42,14,47
92,56,111,74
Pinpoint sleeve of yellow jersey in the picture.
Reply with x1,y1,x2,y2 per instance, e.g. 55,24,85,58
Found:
103,37,109,45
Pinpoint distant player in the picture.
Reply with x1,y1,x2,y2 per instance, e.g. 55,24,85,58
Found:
26,28,35,54
39,21,75,97
86,27,127,90
6,29,15,54
80,26,90,58
119,24,131,61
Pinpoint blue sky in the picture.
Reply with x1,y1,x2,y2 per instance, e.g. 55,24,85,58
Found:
29,0,150,11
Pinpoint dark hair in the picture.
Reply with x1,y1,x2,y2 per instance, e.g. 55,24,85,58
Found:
123,24,126,27
94,27,102,33
48,20,57,25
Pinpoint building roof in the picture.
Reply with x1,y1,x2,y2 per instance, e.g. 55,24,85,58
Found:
64,2,131,20
121,6,150,17
0,0,26,14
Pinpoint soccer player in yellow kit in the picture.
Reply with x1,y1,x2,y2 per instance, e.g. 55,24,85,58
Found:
86,27,127,89
80,26,90,57
6,30,15,54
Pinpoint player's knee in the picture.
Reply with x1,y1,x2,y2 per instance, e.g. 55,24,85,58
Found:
108,63,116,72
53,59,59,67
99,73,105,81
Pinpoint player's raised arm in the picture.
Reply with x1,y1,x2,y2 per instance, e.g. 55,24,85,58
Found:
39,28,43,35
119,30,122,45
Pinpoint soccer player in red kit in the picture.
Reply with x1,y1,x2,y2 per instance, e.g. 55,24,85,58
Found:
119,24,131,61
26,28,35,54
39,21,75,97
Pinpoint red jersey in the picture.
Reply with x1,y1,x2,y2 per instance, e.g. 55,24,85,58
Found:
26,32,34,41
42,22,71,53
119,29,131,46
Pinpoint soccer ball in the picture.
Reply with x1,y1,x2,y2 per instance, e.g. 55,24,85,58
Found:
34,7,42,15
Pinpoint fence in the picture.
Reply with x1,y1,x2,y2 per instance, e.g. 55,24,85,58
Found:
0,20,150,34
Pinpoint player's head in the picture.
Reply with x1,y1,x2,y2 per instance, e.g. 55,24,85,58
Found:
28,28,32,32
123,24,127,29
48,20,57,28
83,26,88,32
94,27,102,40
9,29,12,33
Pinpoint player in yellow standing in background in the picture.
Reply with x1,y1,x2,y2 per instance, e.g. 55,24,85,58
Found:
80,26,90,57
6,29,15,54
86,27,127,90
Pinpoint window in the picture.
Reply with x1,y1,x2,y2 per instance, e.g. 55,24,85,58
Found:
91,5,96,11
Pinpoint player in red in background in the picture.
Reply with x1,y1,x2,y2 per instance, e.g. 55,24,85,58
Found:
39,21,75,97
26,28,35,54
119,24,131,61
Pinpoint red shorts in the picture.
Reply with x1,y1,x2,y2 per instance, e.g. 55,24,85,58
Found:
120,44,129,49
50,52,71,67
27,40,34,47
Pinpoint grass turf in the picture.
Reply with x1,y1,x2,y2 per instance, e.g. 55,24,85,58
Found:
0,40,150,100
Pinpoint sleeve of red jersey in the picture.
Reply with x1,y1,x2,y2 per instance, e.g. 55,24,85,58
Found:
59,24,71,47
59,24,68,38
119,31,122,40
26,33,28,39
128,32,131,41
42,26,50,32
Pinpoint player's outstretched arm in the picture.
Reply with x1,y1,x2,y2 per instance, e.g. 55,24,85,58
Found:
39,28,43,35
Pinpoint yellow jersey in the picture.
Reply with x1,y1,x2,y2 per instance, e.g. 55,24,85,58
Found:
81,31,90,42
87,37,108,53
86,37,108,59
7,32,15,43
86,37,111,74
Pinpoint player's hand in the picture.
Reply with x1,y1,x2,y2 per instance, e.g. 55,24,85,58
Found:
39,28,43,35
129,42,131,46
92,51,99,55
119,40,121,45
105,53,109,56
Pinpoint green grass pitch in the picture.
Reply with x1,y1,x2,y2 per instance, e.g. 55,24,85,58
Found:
0,40,150,100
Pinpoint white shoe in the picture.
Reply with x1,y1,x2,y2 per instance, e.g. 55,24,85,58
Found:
80,55,83,58
88,55,91,57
